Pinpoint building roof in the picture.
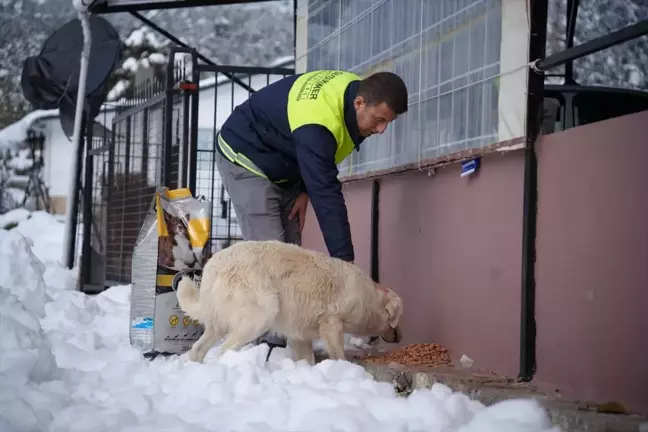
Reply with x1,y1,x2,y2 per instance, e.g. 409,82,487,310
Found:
0,110,58,150
0,104,117,150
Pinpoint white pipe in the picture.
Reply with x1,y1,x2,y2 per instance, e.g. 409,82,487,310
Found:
61,6,92,268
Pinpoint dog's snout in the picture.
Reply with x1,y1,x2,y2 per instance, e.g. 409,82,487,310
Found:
380,326,402,344
391,326,402,343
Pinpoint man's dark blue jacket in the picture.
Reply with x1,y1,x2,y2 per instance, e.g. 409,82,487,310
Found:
218,73,364,263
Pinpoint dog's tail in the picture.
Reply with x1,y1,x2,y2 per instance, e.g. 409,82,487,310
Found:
177,276,202,320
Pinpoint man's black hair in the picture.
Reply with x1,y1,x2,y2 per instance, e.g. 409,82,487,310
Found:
357,72,408,115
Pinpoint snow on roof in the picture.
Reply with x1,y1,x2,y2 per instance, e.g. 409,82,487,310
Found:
124,27,166,50
0,109,58,150
0,104,117,150
108,56,295,107
197,55,295,90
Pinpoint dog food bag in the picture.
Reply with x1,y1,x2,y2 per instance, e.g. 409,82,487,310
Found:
130,186,211,357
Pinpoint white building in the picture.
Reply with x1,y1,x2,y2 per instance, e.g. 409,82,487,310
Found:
0,106,117,214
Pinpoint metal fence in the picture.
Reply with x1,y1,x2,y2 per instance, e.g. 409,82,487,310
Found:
190,63,294,257
77,48,294,292
77,49,191,291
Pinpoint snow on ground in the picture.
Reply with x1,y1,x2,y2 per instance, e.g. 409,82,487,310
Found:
0,210,560,432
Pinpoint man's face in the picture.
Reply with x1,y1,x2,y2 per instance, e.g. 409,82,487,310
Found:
354,96,398,137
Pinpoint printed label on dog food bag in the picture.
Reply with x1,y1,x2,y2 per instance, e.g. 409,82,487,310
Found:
131,187,209,356
154,285,203,354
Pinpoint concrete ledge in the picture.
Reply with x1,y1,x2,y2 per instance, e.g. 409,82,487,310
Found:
354,362,648,432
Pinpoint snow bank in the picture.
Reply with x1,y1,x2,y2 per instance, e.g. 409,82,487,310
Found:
0,230,59,431
11,211,67,266
0,209,560,432
0,208,31,229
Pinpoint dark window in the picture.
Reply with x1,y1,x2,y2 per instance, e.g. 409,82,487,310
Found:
542,95,565,134
574,90,648,127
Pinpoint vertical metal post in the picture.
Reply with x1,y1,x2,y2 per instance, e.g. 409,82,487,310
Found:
104,121,116,285
370,179,380,282
66,115,86,270
564,0,579,83
118,117,132,282
207,70,219,257
180,90,190,188
80,112,94,289
142,107,149,186
163,53,176,187
227,199,232,248
293,0,298,59
99,123,115,288
188,51,199,195
519,0,548,382
124,116,132,176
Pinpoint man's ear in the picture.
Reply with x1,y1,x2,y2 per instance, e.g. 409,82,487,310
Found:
384,294,403,328
353,95,365,109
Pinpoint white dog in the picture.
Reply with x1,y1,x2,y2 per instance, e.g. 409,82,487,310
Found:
177,240,404,365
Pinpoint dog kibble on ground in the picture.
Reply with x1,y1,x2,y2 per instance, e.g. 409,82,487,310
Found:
363,343,452,366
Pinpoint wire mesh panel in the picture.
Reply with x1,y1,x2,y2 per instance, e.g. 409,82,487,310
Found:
105,114,132,283
104,105,161,284
87,132,110,285
76,113,114,291
191,64,294,257
79,51,294,289
302,0,507,177
103,73,189,284
74,49,196,289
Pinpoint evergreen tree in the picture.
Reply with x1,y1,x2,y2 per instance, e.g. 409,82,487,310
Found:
106,26,170,101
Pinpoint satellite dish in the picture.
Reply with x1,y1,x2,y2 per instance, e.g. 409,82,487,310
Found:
20,15,122,138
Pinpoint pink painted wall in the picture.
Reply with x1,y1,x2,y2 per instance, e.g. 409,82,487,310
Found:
302,110,648,415
302,180,373,275
534,111,648,415
302,152,526,378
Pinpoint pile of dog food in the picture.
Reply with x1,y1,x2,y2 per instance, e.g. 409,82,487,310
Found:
363,343,452,366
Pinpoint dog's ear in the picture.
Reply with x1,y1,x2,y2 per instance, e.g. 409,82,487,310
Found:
384,293,403,328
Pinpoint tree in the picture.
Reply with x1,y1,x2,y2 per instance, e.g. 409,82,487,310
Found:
0,15,47,129
546,0,648,90
0,0,293,126
106,26,170,101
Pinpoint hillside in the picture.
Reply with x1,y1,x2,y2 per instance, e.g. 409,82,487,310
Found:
0,0,646,130
0,0,294,128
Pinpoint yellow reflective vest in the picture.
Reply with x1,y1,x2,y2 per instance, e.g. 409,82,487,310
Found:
287,70,361,165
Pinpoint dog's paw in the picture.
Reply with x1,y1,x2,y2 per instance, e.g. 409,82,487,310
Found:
188,348,201,363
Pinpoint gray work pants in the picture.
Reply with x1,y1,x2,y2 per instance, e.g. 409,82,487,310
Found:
215,150,302,246
215,150,302,349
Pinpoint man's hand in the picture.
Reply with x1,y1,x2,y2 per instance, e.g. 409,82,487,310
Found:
288,192,309,234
